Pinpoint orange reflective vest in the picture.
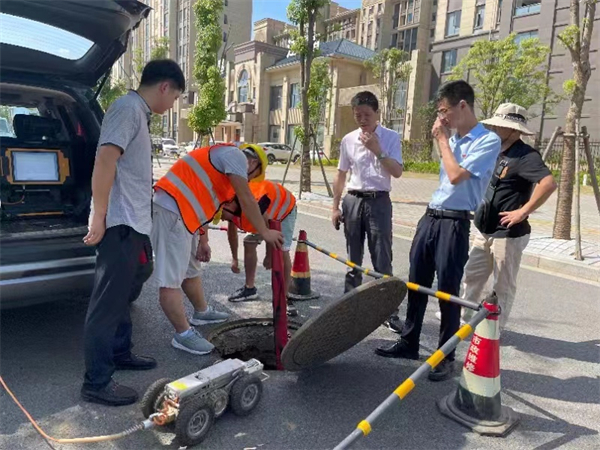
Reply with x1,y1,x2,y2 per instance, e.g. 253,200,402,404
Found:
154,144,236,234
236,180,296,233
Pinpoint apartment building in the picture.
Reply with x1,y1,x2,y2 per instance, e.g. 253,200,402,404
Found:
216,19,377,156
322,0,435,139
431,0,600,139
111,0,252,142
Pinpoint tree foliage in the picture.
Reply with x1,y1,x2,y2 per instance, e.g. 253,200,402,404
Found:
364,48,411,128
97,75,128,112
448,33,560,120
552,0,596,240
150,36,170,60
287,0,330,192
188,0,227,136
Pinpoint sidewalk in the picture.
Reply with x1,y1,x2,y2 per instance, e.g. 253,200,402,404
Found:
153,160,600,282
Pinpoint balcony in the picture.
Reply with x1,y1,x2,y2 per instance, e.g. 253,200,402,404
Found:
514,3,541,17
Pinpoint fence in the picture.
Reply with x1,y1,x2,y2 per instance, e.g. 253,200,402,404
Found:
540,137,600,174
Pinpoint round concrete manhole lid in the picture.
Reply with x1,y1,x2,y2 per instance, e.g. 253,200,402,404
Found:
281,277,407,371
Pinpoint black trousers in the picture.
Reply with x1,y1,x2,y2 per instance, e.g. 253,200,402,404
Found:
400,214,470,361
342,192,393,293
83,225,153,391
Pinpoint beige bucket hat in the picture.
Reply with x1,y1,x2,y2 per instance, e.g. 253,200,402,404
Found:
481,103,535,135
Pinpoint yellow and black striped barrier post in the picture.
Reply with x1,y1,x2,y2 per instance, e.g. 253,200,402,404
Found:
299,238,480,311
333,306,491,450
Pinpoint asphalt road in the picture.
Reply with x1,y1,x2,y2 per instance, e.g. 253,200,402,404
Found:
1,210,599,450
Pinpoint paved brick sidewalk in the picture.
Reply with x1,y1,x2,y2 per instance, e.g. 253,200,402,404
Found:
153,160,600,281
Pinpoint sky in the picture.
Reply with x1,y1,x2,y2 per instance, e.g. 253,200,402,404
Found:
251,0,362,26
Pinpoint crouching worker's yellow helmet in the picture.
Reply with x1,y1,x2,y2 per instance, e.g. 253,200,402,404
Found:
239,143,267,182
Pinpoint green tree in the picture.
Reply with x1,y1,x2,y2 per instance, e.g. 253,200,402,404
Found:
96,75,127,111
150,36,170,60
364,48,411,128
188,0,227,139
295,58,333,144
417,100,437,143
553,0,597,239
287,0,330,193
448,33,560,120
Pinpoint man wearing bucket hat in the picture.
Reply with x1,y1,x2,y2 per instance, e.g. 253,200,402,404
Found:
151,142,283,356
461,103,557,329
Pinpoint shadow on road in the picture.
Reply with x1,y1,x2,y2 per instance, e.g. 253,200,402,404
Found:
502,369,600,404
502,330,600,364
505,390,598,450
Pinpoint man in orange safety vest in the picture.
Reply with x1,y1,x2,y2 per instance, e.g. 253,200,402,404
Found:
151,143,283,355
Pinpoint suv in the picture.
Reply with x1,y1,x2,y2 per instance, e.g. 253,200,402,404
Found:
259,142,300,164
0,0,150,308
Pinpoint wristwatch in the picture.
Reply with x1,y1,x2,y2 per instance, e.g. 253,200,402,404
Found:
377,153,387,160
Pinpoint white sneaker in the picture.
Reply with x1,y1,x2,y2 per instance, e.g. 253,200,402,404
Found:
171,328,214,355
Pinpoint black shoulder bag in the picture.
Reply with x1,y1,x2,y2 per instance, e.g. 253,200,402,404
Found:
474,159,509,234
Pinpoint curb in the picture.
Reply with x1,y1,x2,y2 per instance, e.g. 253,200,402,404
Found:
297,203,599,284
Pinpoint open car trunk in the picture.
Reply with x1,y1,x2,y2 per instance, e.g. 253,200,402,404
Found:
0,81,96,253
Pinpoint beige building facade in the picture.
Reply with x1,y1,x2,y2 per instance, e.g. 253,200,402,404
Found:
216,26,377,156
431,0,600,139
112,0,252,142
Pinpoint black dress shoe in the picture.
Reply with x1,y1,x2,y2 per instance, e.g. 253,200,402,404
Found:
428,359,455,382
81,379,138,406
114,353,157,371
374,341,419,360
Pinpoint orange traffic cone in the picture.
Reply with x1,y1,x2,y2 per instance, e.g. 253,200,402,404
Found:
287,230,320,301
437,292,519,436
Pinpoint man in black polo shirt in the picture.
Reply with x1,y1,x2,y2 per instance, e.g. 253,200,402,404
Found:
462,103,557,330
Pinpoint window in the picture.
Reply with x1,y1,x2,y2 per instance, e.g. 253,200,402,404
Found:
378,3,383,13
474,5,485,29
393,3,400,28
224,14,228,24
441,49,457,73
223,31,227,42
238,70,249,102
514,1,541,17
515,30,539,45
391,33,398,48
224,0,228,5
228,90,234,103
269,125,280,142
402,27,418,53
289,83,300,108
445,10,461,37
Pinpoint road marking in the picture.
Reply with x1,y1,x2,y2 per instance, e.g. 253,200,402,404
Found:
297,210,600,287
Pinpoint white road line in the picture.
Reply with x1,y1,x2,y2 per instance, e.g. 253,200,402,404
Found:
297,209,600,287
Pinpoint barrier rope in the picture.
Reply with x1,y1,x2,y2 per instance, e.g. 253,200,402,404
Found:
208,225,480,311
333,306,490,450
299,238,481,311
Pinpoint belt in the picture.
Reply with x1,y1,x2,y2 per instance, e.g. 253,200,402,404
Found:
426,207,473,220
348,190,389,199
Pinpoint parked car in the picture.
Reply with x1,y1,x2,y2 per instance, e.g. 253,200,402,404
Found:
258,142,300,164
161,138,181,157
0,0,150,308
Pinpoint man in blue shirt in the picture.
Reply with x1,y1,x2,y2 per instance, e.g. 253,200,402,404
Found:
375,80,501,381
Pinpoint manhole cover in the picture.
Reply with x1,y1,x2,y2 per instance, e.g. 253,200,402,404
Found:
281,277,407,371
207,318,303,370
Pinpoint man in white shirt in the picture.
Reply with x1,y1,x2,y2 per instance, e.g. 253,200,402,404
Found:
332,91,403,296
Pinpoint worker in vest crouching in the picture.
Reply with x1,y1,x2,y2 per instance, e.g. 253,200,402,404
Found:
152,143,284,356
220,180,298,315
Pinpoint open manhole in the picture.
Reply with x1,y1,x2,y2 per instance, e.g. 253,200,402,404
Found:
206,318,303,370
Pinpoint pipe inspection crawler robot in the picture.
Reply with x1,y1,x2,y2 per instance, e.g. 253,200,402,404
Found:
141,358,265,447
